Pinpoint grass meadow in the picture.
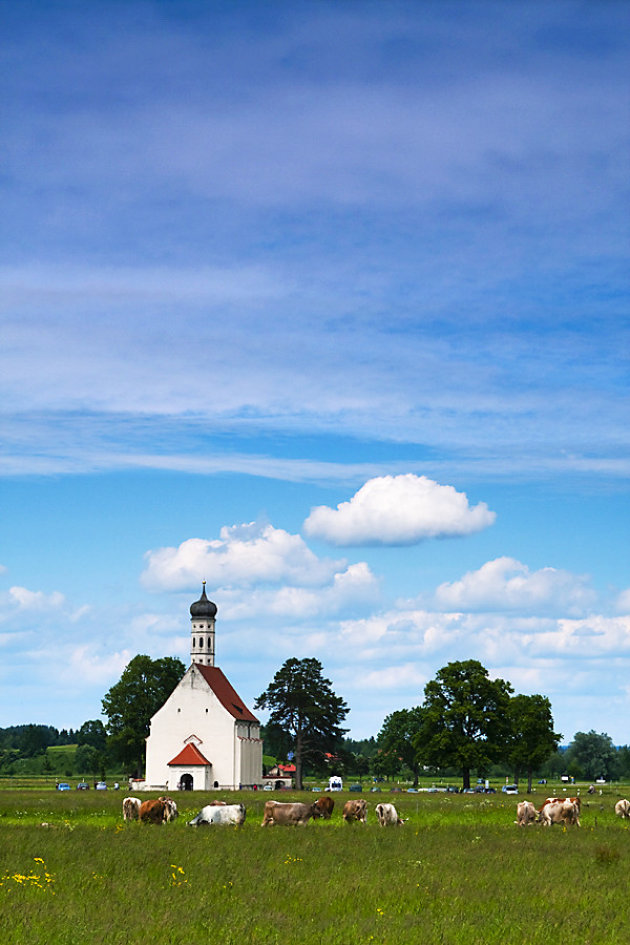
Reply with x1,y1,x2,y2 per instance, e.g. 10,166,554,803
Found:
1,785,629,945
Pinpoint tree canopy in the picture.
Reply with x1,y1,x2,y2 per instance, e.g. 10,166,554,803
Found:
101,654,185,775
255,657,348,789
414,659,513,789
565,730,618,781
507,694,561,791
376,707,424,785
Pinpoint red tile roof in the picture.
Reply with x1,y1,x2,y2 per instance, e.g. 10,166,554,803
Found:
193,664,259,723
168,743,211,766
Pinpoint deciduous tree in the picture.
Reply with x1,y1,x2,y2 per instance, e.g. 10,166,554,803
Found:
507,694,561,792
101,654,185,775
376,707,424,786
255,657,348,790
414,659,512,789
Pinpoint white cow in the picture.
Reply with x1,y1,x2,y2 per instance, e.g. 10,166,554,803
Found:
614,798,630,820
187,803,246,826
515,800,537,826
375,802,404,826
122,796,141,821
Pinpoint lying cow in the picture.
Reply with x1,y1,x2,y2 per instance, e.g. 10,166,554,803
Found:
139,796,178,824
342,798,367,824
187,803,246,826
538,797,580,827
375,802,404,826
122,796,141,821
615,798,630,820
261,800,322,826
515,800,537,826
314,796,334,819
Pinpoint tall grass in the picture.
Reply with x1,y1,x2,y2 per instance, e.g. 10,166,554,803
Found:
0,788,628,944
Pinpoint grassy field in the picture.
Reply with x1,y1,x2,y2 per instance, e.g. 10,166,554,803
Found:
1,784,629,945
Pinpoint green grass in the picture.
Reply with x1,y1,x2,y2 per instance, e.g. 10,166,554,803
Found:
1,787,629,944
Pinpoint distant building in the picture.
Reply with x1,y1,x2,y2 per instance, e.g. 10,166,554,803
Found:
143,583,263,790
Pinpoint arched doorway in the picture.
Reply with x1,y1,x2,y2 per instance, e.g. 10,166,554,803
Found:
180,773,193,791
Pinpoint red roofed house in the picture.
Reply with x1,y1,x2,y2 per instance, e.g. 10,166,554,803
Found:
143,584,263,791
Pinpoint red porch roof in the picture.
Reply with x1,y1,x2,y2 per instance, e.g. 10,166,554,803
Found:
168,743,211,767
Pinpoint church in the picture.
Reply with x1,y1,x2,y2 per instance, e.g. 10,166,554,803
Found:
143,584,263,791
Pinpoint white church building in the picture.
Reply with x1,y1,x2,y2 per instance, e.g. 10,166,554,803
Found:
143,584,263,791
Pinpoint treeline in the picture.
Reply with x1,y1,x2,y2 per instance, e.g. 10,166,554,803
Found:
0,720,110,779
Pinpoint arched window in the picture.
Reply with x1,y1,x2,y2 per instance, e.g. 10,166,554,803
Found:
193,637,196,648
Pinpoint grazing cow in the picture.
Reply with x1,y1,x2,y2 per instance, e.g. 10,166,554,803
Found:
160,796,179,822
538,798,580,827
207,800,227,806
261,800,322,826
375,802,404,826
187,803,246,826
342,798,367,824
122,796,141,821
614,798,630,820
314,796,334,819
139,796,177,824
515,800,537,826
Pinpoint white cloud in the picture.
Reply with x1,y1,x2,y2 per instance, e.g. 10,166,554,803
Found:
434,557,596,616
8,586,65,610
142,522,347,591
303,474,495,546
616,588,630,613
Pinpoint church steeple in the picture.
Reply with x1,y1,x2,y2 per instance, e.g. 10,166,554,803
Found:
190,582,217,666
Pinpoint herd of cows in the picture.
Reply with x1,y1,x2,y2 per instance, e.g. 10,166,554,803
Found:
121,793,630,828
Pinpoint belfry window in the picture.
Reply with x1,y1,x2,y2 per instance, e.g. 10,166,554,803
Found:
193,637,196,648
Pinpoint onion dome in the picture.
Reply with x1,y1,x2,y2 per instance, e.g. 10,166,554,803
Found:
190,582,217,619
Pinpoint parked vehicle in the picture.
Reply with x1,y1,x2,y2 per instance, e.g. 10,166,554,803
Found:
95,782,107,790
76,782,89,790
328,776,343,791
56,782,71,791
349,784,363,792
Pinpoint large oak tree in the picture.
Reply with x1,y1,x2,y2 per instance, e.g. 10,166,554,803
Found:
255,657,348,790
507,693,561,792
101,654,185,776
414,659,513,789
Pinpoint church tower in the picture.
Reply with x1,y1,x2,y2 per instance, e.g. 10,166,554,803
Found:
189,581,216,666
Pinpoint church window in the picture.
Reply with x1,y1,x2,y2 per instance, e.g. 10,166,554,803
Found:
193,637,196,647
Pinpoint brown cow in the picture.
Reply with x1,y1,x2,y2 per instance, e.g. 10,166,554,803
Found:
314,796,334,819
342,798,367,824
139,796,178,824
261,800,322,826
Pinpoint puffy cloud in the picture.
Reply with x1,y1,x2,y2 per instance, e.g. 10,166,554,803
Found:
303,474,495,546
434,557,596,616
8,586,65,610
142,521,347,591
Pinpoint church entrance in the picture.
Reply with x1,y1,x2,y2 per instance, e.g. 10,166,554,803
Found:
180,773,193,791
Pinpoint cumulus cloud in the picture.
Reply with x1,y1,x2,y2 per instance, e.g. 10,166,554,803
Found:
142,521,347,591
303,474,495,546
8,586,65,610
434,557,596,616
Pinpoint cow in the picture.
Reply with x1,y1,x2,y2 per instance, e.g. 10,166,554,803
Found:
139,796,178,824
187,803,246,826
207,800,227,806
314,796,334,819
342,798,367,824
515,800,537,826
614,798,630,820
122,796,141,821
261,800,322,826
375,802,404,826
538,797,580,827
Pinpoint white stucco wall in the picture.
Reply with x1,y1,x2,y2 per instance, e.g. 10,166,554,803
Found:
144,664,262,789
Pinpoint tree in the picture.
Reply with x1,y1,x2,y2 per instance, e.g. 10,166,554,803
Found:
377,707,424,786
77,719,108,753
565,730,618,782
414,659,513,789
507,694,561,792
101,654,185,775
255,657,349,790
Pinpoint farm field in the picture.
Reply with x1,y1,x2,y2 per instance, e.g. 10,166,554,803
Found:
1,787,629,945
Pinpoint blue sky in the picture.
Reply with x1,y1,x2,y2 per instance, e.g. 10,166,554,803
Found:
1,0,629,746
